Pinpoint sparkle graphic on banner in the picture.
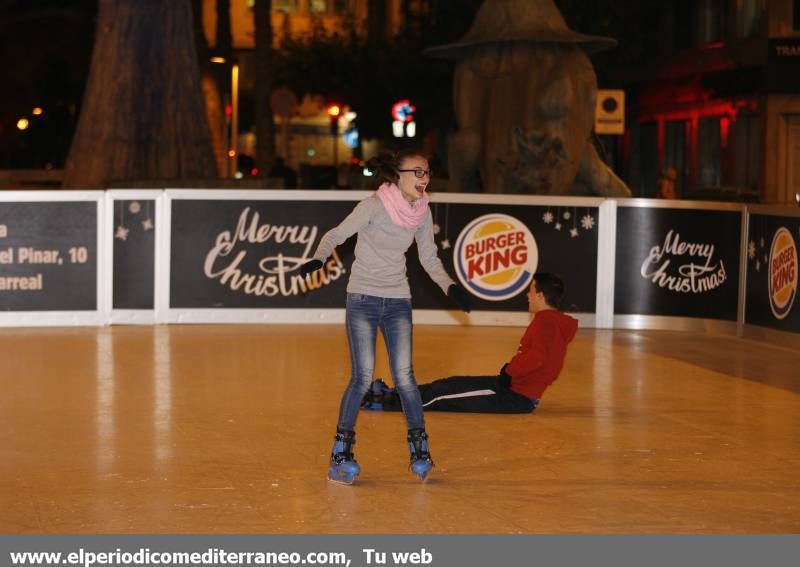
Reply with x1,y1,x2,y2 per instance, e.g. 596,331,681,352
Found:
748,234,769,273
141,200,154,231
569,207,579,237
440,239,451,250
543,206,598,240
115,200,129,240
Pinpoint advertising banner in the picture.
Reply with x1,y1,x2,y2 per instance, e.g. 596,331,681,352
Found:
614,206,741,320
169,198,599,313
745,213,800,333
411,202,598,313
112,199,156,310
170,199,354,309
0,200,97,311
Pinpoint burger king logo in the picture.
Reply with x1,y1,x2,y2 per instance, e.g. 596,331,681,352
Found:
454,214,538,301
768,227,798,320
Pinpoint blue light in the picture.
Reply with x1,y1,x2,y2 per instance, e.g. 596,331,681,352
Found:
343,127,359,149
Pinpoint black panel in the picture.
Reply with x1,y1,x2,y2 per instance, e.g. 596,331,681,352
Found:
614,207,741,320
745,214,800,332
0,201,97,311
169,199,599,313
112,199,156,309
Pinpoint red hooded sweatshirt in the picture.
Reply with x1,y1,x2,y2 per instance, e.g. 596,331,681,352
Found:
506,309,578,400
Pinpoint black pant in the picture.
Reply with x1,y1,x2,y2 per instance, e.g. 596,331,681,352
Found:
381,375,537,414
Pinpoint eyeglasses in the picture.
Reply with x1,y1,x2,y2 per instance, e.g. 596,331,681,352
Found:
397,167,432,179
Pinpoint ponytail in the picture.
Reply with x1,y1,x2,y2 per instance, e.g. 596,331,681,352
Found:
364,153,399,189
364,148,426,190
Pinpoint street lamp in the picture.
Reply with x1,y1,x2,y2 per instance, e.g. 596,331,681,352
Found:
327,104,341,167
209,54,240,178
229,63,239,178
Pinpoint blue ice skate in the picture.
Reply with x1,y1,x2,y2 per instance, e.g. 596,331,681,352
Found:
327,429,360,484
407,428,434,481
361,378,393,410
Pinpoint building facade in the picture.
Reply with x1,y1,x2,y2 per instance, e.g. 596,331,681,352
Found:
202,0,418,46
620,0,800,204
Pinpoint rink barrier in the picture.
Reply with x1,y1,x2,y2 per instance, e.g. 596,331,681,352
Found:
0,189,798,346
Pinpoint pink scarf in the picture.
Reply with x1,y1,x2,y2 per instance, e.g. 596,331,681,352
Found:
376,182,430,229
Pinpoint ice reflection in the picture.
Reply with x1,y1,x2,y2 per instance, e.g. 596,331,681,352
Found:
95,329,114,473
154,326,172,464
592,329,615,449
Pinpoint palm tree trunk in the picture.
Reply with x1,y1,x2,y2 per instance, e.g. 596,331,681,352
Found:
254,0,276,176
192,0,226,176
63,0,215,188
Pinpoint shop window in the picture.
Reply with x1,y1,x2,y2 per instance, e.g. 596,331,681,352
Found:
628,122,658,197
733,113,760,190
665,120,688,196
697,0,726,45
738,0,764,38
698,116,722,188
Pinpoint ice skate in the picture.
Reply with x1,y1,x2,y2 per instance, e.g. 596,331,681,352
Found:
327,429,360,484
407,428,434,481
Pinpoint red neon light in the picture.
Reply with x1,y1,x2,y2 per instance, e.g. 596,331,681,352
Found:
720,117,729,148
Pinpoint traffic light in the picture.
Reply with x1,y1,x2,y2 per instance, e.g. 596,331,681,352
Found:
326,104,341,135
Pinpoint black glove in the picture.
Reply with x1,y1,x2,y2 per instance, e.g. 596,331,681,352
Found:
299,259,323,276
447,283,472,313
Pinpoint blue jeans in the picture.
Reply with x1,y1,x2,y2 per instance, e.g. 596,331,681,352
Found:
336,293,425,431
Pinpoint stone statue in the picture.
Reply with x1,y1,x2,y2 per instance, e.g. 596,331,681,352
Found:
426,0,632,197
